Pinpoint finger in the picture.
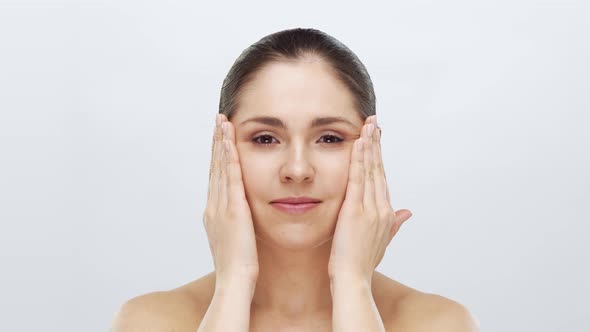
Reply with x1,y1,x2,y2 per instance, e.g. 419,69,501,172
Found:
209,114,226,179
219,122,230,210
208,114,223,208
388,209,413,241
386,180,390,205
377,126,391,204
363,123,376,211
372,121,390,211
223,121,248,206
344,135,365,207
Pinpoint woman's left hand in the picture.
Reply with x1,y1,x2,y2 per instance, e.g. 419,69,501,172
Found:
328,115,413,284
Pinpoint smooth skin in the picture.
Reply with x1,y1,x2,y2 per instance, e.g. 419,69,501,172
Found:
110,60,479,332
111,114,479,332
328,116,413,282
204,114,260,286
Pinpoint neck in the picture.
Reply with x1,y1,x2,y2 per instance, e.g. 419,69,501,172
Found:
250,237,334,319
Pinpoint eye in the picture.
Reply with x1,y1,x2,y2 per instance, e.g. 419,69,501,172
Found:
318,134,344,144
252,134,278,145
251,134,344,146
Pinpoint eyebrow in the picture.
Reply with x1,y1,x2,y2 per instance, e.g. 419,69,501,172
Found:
239,116,359,130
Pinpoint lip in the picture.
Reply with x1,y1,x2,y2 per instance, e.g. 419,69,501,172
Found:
270,202,321,215
270,196,322,204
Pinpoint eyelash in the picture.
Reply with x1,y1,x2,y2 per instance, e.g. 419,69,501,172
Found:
252,134,344,146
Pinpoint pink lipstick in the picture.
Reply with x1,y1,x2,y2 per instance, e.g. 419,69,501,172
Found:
270,196,321,215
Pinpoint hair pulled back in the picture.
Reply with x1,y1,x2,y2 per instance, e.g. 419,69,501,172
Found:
218,28,376,121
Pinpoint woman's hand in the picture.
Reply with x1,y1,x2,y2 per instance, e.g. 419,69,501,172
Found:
328,115,413,284
203,114,259,286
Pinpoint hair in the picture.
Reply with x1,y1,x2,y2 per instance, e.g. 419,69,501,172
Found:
218,27,376,121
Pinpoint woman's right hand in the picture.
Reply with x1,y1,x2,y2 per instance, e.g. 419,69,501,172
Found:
203,114,259,286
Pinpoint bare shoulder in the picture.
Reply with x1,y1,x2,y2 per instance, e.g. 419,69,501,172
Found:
387,287,480,332
110,273,215,332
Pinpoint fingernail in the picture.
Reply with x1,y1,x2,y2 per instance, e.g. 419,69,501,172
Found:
216,114,221,126
373,115,378,125
367,124,374,137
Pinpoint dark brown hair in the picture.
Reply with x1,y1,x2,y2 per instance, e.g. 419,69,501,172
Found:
218,28,376,121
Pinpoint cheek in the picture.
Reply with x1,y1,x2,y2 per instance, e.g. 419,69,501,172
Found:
235,146,267,197
327,155,351,194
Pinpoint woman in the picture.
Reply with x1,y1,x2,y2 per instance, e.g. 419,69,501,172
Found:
111,28,479,331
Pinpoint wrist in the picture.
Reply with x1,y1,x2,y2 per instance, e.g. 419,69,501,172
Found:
214,275,258,299
215,269,258,285
329,272,372,294
329,268,372,284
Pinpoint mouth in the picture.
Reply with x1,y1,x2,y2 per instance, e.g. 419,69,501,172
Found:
270,202,321,215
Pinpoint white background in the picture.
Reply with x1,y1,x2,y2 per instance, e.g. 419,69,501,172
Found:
1,0,588,331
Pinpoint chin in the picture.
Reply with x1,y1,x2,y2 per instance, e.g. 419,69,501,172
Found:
255,230,333,251
251,209,337,252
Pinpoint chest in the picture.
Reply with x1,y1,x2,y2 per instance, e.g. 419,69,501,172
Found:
249,311,332,332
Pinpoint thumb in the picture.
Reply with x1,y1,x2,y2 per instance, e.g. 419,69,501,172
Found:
388,209,413,240
396,209,413,225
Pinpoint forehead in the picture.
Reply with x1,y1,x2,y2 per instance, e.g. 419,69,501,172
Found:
232,59,362,126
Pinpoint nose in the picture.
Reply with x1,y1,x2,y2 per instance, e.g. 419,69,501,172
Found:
278,143,315,183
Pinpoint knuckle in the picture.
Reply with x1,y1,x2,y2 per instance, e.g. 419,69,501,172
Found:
378,207,393,220
350,173,362,185
226,158,237,169
214,127,223,141
375,162,385,174
203,209,215,224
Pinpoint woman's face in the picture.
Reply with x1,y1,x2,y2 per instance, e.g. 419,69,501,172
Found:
230,59,364,250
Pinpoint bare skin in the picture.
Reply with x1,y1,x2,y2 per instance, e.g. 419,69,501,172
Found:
110,57,479,331
112,272,426,332
111,270,466,332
